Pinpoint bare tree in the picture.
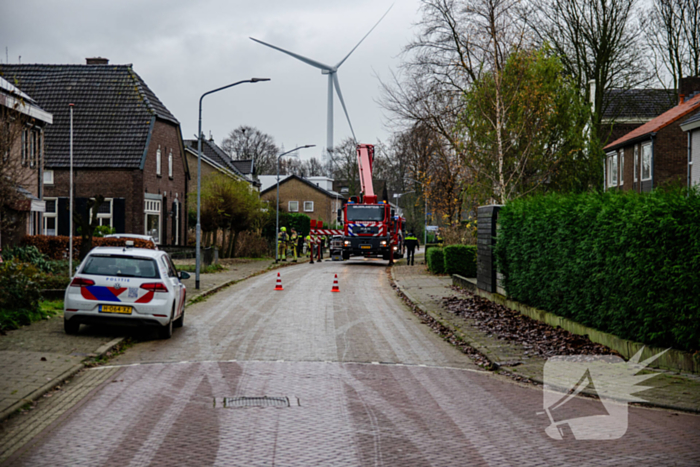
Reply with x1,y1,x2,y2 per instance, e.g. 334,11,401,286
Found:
220,125,280,175
529,0,650,128
644,0,700,91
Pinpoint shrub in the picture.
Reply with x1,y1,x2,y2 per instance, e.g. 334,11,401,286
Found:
427,248,445,274
444,245,477,277
495,188,700,351
234,230,271,258
22,235,155,260
0,260,43,330
262,212,312,240
2,245,56,273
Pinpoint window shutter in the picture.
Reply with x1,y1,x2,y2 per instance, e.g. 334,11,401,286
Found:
113,198,126,233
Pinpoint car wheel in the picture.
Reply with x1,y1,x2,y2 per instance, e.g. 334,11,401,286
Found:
64,318,80,335
159,307,174,339
173,309,184,328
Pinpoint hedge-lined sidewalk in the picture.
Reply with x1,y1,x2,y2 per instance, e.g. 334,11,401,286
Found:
391,264,700,413
0,256,301,422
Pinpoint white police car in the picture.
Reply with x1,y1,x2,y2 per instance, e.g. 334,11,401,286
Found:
63,243,189,339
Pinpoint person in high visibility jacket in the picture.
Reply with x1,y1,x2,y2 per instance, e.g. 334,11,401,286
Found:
404,232,420,266
278,227,288,261
305,235,312,257
290,228,299,262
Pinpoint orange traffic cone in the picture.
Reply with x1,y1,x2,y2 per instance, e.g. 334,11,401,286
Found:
331,274,340,293
275,272,284,291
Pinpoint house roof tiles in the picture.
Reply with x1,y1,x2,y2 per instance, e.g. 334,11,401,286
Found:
0,64,178,169
183,139,245,178
603,88,677,120
604,93,700,150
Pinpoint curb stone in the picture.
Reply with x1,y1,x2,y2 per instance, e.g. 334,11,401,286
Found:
389,266,700,415
0,336,125,422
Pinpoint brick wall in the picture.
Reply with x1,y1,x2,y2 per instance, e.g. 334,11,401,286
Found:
609,121,688,192
42,120,187,245
141,120,188,245
261,179,341,226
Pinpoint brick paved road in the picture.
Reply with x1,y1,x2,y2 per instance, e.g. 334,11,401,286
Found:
3,259,699,466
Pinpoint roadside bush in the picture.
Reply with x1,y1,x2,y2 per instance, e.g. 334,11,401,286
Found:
0,260,42,330
22,235,155,260
443,245,477,277
234,230,271,258
427,247,445,274
495,188,700,351
2,245,56,273
262,212,311,240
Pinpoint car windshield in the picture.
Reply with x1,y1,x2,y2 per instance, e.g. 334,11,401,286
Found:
82,255,160,278
346,205,385,222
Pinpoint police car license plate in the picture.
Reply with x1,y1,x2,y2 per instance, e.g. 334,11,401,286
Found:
100,305,132,314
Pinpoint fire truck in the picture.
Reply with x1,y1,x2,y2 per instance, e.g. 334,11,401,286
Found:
339,144,405,261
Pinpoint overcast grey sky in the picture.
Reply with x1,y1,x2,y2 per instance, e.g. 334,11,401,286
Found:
1,0,423,160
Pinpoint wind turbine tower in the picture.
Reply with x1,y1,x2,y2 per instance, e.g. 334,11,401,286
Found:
250,5,392,175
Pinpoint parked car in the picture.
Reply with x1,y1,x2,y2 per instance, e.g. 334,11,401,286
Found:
63,243,189,339
104,234,158,249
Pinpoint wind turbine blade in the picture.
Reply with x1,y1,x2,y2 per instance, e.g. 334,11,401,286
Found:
333,73,357,142
335,4,394,68
250,37,333,71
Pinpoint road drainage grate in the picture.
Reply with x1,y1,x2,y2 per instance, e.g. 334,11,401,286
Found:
214,396,298,408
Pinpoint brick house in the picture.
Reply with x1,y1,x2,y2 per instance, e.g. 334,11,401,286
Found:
0,59,188,246
0,77,53,248
183,138,260,191
681,109,700,188
603,78,700,192
260,174,342,227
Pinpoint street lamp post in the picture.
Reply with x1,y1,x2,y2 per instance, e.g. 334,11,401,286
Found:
275,145,315,262
196,78,270,289
392,191,415,218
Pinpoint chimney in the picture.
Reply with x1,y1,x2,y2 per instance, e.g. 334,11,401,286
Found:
86,57,109,65
678,77,700,103
680,94,686,105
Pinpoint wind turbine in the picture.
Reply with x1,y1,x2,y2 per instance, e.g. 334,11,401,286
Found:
250,5,393,170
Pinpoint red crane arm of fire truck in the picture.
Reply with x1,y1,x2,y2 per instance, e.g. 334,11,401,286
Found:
356,144,377,204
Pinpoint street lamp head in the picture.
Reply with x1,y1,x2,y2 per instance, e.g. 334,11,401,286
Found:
250,78,271,82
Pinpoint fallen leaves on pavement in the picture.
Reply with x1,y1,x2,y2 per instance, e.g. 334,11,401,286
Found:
442,287,619,359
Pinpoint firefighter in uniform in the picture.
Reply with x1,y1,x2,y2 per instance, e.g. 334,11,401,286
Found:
404,232,420,266
278,227,288,261
290,228,299,262
305,235,312,257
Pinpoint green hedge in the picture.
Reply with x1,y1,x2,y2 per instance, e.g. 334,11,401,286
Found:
444,245,477,277
427,248,445,274
0,260,43,330
495,189,700,351
263,212,311,240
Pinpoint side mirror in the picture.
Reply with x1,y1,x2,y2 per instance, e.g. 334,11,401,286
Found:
390,209,395,218
337,209,342,224
178,271,191,280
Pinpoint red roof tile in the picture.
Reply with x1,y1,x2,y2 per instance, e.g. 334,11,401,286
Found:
604,93,700,150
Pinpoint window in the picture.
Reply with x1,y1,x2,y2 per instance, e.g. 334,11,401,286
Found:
288,201,299,212
641,143,652,181
145,199,161,244
303,201,314,212
82,255,160,279
29,130,37,168
43,198,57,236
346,205,386,221
619,150,624,185
607,153,617,187
168,150,173,178
634,146,639,182
156,147,162,176
91,198,113,227
21,129,27,166
43,170,54,185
